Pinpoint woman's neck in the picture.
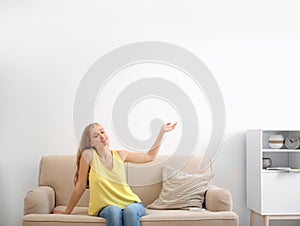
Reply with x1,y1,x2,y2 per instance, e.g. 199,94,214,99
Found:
94,146,110,158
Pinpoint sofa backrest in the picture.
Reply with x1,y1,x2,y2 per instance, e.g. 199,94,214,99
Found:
39,155,90,207
39,154,212,207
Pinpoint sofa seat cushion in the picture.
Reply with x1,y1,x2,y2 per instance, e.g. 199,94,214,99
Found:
141,209,239,226
23,206,104,226
23,214,105,226
143,209,238,220
53,206,239,222
54,206,89,215
24,206,238,226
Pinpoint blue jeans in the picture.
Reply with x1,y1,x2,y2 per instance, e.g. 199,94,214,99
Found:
98,203,145,226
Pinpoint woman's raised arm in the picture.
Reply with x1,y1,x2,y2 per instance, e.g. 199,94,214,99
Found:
118,122,177,164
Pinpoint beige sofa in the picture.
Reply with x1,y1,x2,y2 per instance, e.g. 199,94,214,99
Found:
23,155,239,226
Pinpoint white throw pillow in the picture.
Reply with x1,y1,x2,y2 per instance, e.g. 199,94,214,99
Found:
147,166,214,209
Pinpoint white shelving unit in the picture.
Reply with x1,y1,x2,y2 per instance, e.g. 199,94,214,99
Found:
246,129,300,226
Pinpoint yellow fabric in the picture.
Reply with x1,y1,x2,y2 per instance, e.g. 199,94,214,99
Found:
88,150,141,215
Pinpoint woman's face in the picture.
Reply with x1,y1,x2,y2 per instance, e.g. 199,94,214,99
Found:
89,124,110,148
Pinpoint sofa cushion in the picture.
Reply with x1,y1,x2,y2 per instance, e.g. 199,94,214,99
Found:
23,207,238,226
23,214,105,226
143,209,238,221
39,155,90,207
147,167,214,209
141,209,239,226
53,206,89,215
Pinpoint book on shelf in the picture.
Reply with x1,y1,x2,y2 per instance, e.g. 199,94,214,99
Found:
266,167,300,173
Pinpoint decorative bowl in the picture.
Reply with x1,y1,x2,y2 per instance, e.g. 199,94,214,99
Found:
268,134,284,149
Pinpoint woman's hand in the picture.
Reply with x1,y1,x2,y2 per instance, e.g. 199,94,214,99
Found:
52,210,68,214
160,122,177,133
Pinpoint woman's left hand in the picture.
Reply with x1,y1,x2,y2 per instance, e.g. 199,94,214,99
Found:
160,122,177,133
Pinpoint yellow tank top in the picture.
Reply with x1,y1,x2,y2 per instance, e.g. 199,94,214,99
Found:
88,149,141,215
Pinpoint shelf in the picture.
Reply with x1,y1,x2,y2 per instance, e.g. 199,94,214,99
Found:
262,149,300,153
262,168,300,173
247,129,300,215
262,170,285,173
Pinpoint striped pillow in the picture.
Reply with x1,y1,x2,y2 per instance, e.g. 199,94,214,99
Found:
147,167,214,209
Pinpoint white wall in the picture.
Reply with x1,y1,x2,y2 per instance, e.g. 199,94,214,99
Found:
1,1,300,226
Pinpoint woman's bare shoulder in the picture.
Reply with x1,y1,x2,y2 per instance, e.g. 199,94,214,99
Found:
116,149,133,162
81,149,93,165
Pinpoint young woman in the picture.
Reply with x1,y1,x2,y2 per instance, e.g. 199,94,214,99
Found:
53,122,177,226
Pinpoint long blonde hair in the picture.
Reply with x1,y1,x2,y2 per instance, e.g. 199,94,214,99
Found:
74,122,100,187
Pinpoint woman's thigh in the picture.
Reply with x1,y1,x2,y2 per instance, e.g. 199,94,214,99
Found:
98,206,123,226
123,203,145,224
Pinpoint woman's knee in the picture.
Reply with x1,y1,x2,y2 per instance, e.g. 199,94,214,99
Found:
99,205,122,218
123,203,145,218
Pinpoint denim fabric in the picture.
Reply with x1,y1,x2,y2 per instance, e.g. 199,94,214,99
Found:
98,203,145,226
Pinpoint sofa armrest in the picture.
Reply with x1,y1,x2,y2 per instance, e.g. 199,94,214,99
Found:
24,186,55,215
205,185,233,211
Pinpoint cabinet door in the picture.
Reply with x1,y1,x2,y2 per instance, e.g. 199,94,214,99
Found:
262,173,300,214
